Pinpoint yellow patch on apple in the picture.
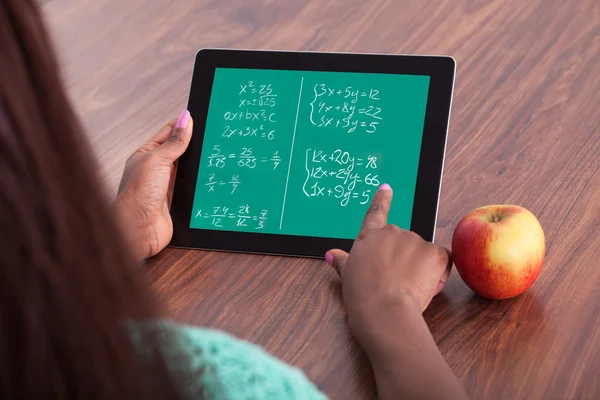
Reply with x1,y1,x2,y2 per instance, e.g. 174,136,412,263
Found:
451,205,546,300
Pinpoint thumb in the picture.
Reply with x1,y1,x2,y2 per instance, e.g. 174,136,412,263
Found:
156,110,193,162
325,249,349,277
433,247,453,297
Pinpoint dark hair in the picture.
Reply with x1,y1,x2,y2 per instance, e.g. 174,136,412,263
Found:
0,0,190,398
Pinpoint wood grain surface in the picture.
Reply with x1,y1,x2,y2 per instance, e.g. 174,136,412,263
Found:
42,0,600,398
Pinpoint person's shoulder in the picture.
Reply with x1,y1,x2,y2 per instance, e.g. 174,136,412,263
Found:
158,320,328,400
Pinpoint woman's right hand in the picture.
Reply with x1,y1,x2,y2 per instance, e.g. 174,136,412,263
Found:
326,184,468,400
326,183,452,349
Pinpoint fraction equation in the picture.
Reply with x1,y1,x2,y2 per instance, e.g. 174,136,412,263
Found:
207,145,282,170
194,205,268,230
205,173,241,194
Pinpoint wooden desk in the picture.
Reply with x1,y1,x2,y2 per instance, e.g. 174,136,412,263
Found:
44,0,600,398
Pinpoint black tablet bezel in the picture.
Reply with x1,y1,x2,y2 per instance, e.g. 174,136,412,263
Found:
169,49,455,257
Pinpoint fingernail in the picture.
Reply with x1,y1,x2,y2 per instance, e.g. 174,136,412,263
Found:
175,110,190,129
325,252,334,266
378,183,391,191
434,281,445,296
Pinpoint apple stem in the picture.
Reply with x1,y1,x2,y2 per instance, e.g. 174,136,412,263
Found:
492,215,500,223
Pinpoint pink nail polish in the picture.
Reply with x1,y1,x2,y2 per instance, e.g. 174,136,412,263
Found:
325,252,334,266
176,110,190,128
378,183,391,191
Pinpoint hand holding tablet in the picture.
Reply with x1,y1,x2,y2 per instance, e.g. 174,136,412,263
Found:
170,49,455,257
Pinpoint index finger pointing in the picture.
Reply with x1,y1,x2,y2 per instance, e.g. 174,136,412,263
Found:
359,184,393,233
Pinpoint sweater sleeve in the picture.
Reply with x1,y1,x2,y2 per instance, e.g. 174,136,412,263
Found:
160,322,328,400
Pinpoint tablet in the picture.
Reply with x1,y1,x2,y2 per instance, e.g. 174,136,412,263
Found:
170,49,455,257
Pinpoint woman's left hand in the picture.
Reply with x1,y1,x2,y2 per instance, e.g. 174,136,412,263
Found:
113,110,193,262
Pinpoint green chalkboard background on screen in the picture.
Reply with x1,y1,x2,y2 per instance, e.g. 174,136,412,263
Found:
190,68,429,239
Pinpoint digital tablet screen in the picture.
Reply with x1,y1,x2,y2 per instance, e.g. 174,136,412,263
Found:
189,67,430,239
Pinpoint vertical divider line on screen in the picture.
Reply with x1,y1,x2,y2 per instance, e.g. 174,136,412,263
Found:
279,76,304,229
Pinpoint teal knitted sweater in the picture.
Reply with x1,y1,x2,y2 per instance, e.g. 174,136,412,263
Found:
133,320,327,399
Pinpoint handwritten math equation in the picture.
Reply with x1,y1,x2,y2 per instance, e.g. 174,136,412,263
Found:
221,80,278,141
204,145,282,193
309,84,382,135
302,148,381,207
194,205,268,230
207,145,282,169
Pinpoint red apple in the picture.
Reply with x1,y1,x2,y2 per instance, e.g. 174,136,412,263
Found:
451,205,545,300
